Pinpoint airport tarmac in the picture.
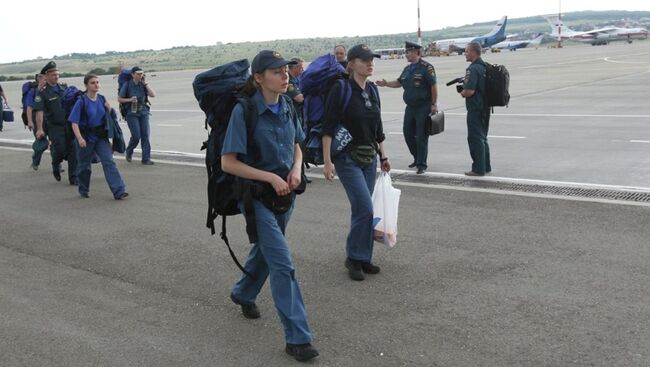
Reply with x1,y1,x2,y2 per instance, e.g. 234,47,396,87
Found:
0,148,649,366
1,41,649,188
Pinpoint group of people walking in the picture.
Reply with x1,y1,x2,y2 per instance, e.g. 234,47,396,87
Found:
0,41,493,362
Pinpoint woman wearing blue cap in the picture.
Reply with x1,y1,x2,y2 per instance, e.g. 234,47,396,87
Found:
322,44,391,281
221,50,318,362
69,74,128,200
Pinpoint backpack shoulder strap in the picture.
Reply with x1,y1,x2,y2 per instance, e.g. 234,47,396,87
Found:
339,79,353,114
238,96,259,160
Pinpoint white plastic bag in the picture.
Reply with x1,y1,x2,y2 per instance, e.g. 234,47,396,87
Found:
371,172,401,247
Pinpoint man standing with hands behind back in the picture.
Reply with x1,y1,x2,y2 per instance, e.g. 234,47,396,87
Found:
377,41,438,174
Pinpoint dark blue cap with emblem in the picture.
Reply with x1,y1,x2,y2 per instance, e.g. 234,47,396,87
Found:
251,50,297,74
405,41,422,51
347,44,380,60
40,61,58,74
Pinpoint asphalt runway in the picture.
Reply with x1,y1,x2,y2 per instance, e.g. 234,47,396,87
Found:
0,148,649,366
1,41,650,188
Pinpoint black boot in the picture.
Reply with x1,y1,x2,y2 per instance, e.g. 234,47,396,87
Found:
286,343,319,362
345,258,365,281
230,293,260,319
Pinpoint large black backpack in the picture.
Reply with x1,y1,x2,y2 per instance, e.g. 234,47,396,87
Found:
483,62,510,108
193,60,259,276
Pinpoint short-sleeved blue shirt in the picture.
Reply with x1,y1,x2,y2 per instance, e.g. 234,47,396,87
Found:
24,88,36,107
68,94,107,143
119,80,148,114
221,91,304,176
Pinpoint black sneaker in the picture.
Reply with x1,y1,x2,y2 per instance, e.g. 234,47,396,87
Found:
80,192,89,198
285,343,319,362
230,293,260,319
360,261,381,274
142,160,154,165
115,192,129,200
345,258,365,281
31,164,39,171
408,162,417,168
416,168,425,174
69,178,78,186
125,153,132,162
53,171,61,181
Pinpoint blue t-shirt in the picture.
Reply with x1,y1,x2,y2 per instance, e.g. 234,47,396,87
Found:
24,88,36,107
68,95,107,143
221,91,304,176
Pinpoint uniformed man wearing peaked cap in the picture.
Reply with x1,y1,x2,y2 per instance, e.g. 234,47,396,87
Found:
40,61,58,75
33,61,78,184
376,41,438,174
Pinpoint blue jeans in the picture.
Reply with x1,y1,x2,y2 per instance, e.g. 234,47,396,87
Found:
467,109,491,175
334,153,377,262
231,200,312,345
403,104,430,170
125,111,151,161
75,137,126,198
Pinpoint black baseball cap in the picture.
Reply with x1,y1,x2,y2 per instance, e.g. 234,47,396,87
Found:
347,44,380,61
131,66,143,74
251,50,297,74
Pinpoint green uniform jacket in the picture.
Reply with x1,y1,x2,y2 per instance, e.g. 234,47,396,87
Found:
398,59,437,106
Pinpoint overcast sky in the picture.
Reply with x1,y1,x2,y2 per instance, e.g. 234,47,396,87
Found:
0,0,646,63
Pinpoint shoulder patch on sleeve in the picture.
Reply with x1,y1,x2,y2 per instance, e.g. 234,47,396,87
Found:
35,95,42,103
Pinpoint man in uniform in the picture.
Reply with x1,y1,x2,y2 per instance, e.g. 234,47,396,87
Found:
34,61,78,184
333,45,348,69
25,74,49,170
286,57,305,120
457,41,491,176
377,41,438,174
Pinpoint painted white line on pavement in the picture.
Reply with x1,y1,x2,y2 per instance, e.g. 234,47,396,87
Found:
630,140,650,144
393,181,650,208
488,135,526,139
3,145,649,207
382,112,650,118
157,124,184,127
151,109,203,113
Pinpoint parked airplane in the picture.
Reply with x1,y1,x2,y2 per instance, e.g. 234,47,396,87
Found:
544,16,648,46
433,16,508,54
491,34,545,51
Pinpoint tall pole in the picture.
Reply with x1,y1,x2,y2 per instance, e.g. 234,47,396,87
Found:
417,0,422,45
557,0,563,48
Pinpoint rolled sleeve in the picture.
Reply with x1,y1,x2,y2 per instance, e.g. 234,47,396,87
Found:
118,83,129,98
221,103,248,156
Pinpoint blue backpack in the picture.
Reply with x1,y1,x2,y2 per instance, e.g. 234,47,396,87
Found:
63,86,84,119
20,81,37,126
117,68,150,119
303,78,380,165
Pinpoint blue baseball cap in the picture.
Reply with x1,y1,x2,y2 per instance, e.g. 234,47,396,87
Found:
251,50,297,74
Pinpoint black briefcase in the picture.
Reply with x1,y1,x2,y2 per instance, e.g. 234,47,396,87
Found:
426,111,444,136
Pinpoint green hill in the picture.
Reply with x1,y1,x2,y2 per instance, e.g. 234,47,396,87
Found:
1,10,648,80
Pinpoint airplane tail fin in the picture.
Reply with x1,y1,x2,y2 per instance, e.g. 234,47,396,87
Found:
487,16,508,37
530,34,545,46
544,15,577,38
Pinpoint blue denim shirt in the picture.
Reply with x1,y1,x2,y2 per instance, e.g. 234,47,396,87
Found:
222,91,304,176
